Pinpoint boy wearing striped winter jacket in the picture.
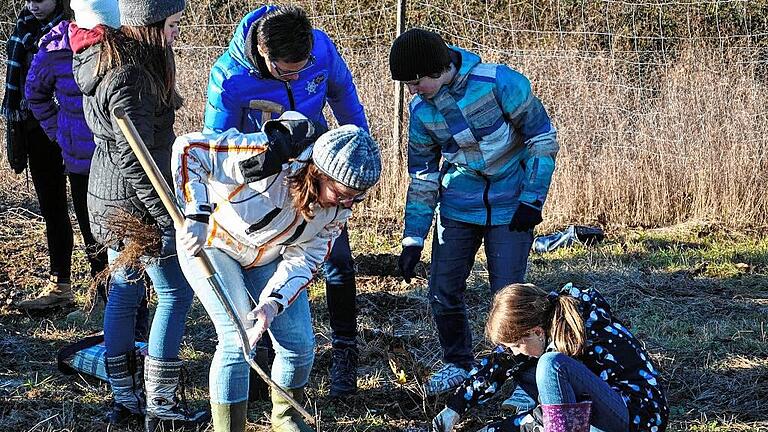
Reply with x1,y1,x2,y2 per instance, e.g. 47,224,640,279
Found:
389,28,559,396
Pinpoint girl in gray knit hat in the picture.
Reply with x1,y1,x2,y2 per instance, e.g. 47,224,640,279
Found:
69,0,209,430
171,115,380,432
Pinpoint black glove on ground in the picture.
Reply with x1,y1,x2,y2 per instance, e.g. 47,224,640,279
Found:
509,203,543,232
398,245,423,283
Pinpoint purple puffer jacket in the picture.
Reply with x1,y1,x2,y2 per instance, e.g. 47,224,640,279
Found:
25,20,95,174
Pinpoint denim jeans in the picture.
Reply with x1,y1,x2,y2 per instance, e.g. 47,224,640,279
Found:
429,215,533,367
323,225,356,344
515,353,630,432
178,248,315,404
103,249,194,358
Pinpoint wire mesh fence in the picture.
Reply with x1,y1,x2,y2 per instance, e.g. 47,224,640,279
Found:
2,0,767,227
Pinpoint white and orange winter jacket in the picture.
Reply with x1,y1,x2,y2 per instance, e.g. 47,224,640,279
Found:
171,128,350,312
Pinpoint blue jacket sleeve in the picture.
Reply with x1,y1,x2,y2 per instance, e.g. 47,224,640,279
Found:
323,33,368,132
204,58,242,133
496,66,559,209
25,49,58,141
402,106,441,246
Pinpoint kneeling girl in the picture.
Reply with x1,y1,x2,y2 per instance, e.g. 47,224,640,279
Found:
432,283,669,432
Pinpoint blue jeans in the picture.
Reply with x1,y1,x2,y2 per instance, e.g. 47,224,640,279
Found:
429,215,533,367
103,249,194,358
178,248,315,404
516,353,630,432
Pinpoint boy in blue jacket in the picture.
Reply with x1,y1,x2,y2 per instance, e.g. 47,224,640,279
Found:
204,5,367,398
389,28,560,396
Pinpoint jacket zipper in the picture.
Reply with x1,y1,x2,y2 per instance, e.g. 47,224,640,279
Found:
284,81,296,110
245,214,302,268
480,172,492,226
248,64,295,113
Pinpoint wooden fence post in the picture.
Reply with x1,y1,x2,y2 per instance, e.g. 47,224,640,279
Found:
393,0,406,164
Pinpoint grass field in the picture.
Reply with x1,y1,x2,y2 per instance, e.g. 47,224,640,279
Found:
1,3,767,429
1,175,767,431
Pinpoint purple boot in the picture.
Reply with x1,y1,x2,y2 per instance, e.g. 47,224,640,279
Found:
541,401,592,432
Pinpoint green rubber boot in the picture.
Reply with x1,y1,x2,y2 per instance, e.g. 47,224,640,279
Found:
210,401,247,432
270,387,313,432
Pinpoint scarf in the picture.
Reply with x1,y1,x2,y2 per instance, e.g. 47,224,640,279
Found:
2,7,63,121
68,22,107,54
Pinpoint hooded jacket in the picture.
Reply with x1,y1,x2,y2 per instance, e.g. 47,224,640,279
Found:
25,20,95,175
172,127,350,312
403,47,559,246
203,5,367,134
70,23,176,244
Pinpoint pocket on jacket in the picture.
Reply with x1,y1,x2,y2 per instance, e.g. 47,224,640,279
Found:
467,96,503,131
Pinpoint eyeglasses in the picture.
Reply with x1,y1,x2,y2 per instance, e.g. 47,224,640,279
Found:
325,181,368,207
270,55,316,78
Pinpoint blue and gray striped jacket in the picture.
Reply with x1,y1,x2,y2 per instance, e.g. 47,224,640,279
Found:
403,47,559,246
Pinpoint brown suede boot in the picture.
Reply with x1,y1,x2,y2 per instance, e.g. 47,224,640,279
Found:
17,276,74,310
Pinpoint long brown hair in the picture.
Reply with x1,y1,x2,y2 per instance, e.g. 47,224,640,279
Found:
59,0,72,20
287,162,325,220
486,283,587,356
97,22,183,109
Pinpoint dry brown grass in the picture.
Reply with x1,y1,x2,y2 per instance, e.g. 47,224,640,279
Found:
175,42,768,230
1,1,767,229
530,45,768,229
2,208,768,431
167,0,768,230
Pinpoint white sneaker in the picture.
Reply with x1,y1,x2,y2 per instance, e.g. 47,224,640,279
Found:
424,363,469,396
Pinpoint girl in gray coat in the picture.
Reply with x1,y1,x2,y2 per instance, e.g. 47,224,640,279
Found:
70,0,208,429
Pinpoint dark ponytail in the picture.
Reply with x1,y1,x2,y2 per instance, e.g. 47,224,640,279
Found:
98,22,183,110
59,0,72,20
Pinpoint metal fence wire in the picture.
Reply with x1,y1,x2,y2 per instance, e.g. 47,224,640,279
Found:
2,0,767,226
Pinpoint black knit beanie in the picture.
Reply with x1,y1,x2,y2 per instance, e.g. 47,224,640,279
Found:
389,28,451,81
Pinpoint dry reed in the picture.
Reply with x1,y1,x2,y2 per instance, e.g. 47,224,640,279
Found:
2,0,766,230
175,44,768,231
169,0,768,231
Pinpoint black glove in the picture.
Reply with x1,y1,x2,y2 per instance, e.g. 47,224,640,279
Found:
398,245,423,283
6,121,29,174
509,203,542,232
239,118,327,183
